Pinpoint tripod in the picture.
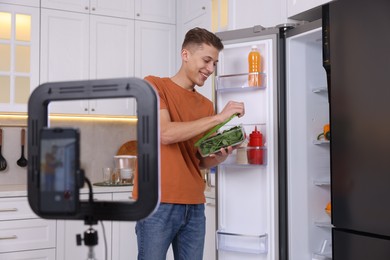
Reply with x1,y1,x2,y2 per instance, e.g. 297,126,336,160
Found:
76,219,99,260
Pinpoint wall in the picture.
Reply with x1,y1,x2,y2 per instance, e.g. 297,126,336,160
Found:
0,116,137,185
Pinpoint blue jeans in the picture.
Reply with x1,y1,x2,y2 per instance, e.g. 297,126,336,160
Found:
136,203,205,260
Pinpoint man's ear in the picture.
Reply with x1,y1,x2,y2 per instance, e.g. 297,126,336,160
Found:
182,48,190,62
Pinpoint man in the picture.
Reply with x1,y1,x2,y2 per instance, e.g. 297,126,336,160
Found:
135,27,245,260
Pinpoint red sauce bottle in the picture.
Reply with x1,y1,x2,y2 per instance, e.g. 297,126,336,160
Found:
247,126,263,164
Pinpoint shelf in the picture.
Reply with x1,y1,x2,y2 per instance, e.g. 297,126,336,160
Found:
312,87,328,93
312,252,332,259
216,230,268,255
221,146,267,166
314,221,333,228
313,180,330,186
216,73,266,92
313,139,330,145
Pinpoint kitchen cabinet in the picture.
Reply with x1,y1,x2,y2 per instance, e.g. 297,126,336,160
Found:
205,196,216,260
0,4,39,113
287,0,334,18
0,196,56,259
134,20,176,78
135,0,175,24
56,193,113,260
111,192,137,260
41,0,135,19
177,0,213,100
0,0,39,7
40,8,136,115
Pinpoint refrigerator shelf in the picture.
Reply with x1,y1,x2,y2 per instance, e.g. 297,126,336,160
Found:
312,252,332,259
313,180,330,186
216,72,267,91
314,221,333,228
313,139,330,145
216,230,268,255
221,146,268,166
312,86,328,93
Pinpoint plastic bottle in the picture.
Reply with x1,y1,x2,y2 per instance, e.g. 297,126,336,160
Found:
247,126,263,164
248,45,262,87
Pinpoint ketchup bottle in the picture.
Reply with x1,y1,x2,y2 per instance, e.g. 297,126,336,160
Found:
247,126,263,164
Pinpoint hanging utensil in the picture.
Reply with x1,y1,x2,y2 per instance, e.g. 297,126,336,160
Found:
0,129,7,171
16,128,28,167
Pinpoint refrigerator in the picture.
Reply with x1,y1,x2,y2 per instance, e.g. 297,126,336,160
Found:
213,0,390,259
214,19,330,259
328,0,390,259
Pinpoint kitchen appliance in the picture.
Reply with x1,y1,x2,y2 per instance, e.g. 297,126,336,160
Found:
214,11,329,260
213,0,390,259
328,0,390,259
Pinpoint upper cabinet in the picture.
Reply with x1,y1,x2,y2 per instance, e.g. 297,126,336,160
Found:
135,0,175,24
40,9,136,115
180,0,208,24
287,0,334,18
41,0,135,19
0,0,40,7
135,21,176,78
0,4,39,113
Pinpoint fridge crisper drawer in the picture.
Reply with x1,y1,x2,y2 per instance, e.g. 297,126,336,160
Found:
216,230,268,254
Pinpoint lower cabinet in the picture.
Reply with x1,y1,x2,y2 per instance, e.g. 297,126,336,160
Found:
0,249,56,260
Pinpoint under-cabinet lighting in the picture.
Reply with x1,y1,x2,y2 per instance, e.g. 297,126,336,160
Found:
0,113,137,124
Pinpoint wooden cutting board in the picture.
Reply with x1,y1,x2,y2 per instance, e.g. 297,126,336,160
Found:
116,140,137,156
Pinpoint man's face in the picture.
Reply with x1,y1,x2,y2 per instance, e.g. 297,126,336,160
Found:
183,43,219,87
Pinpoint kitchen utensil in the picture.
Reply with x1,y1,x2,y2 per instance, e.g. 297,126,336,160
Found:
194,113,238,147
16,129,28,167
0,129,7,171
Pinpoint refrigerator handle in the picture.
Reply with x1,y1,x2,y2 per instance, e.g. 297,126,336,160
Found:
322,4,331,101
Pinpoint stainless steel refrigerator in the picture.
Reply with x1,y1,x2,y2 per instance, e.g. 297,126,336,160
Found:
213,0,390,259
328,0,390,259
214,18,330,260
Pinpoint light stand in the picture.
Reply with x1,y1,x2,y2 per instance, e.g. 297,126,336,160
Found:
76,219,99,260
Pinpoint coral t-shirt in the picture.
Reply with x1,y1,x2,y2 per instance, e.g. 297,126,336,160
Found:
133,76,214,204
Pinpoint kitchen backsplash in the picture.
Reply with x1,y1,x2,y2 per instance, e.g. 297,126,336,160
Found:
0,116,137,185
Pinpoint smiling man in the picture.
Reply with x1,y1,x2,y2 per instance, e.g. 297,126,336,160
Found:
135,27,245,260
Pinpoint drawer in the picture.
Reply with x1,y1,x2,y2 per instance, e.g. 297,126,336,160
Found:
0,197,37,221
0,219,56,253
0,248,56,259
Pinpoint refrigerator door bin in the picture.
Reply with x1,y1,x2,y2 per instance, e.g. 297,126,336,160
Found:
216,230,268,254
223,146,268,166
216,73,267,90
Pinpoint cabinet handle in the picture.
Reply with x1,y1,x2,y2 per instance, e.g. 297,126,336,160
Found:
85,6,88,10
91,108,95,112
0,235,17,240
0,208,18,212
84,108,88,111
202,6,206,10
92,7,96,11
136,13,140,17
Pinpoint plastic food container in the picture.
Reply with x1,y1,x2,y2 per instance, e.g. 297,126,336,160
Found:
198,125,246,157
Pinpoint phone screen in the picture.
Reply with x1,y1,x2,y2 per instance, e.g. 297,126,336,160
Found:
39,128,80,214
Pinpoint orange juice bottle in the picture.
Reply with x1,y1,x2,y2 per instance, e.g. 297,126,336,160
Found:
248,45,262,87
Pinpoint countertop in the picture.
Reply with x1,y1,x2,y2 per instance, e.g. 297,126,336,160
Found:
0,184,215,199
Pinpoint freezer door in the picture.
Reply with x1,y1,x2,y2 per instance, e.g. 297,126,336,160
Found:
329,0,390,237
333,229,390,260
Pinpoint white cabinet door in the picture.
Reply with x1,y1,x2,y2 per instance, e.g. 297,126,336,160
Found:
111,192,137,260
181,0,209,24
205,197,216,260
89,15,136,115
287,0,334,18
0,4,39,112
0,0,39,7
0,248,56,260
135,0,176,24
56,193,113,260
42,0,134,18
135,21,176,78
40,9,90,114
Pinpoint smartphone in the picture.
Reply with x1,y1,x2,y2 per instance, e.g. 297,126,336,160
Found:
39,128,80,215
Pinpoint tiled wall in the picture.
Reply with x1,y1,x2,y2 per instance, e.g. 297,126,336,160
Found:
0,116,137,185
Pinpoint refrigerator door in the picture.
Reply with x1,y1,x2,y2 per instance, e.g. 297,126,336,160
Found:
329,0,390,237
333,229,390,260
215,27,279,260
285,20,331,260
